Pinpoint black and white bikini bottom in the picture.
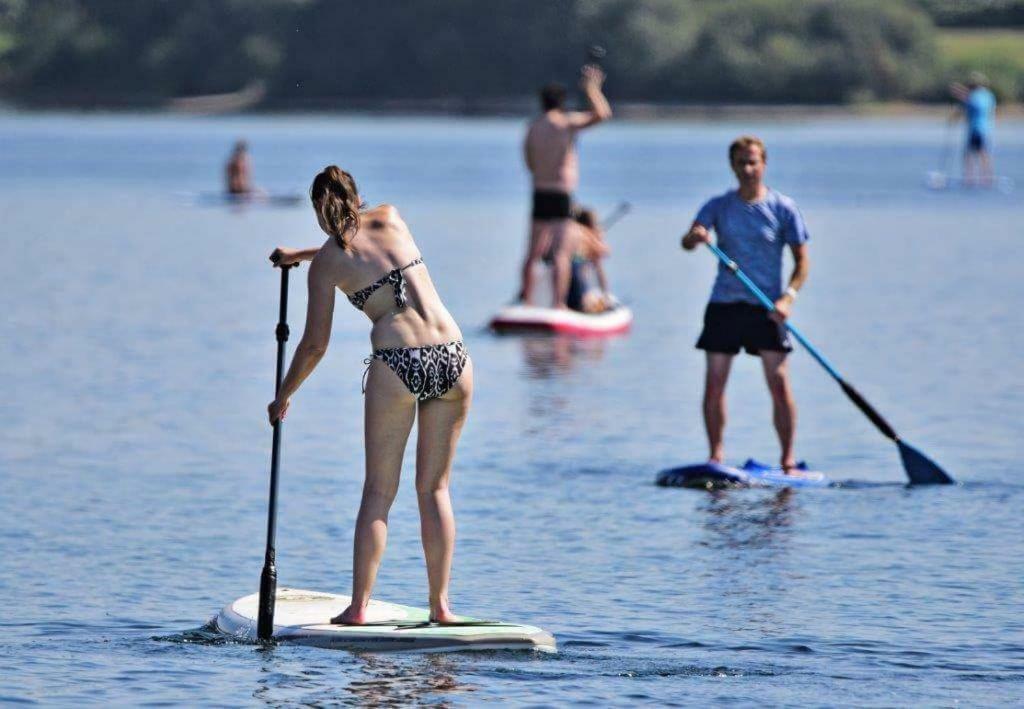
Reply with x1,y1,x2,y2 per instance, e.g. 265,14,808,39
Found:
363,340,468,401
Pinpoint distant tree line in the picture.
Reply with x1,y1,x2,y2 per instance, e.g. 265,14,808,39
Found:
912,0,1024,27
0,0,1020,109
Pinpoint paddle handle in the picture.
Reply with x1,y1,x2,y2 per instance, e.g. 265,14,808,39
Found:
257,263,294,641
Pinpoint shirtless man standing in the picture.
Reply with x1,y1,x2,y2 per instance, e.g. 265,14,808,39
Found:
520,65,611,308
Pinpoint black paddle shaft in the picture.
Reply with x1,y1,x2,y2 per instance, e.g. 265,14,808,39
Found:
257,263,294,641
839,380,899,441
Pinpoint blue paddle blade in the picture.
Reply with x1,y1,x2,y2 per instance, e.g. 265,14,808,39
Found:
898,440,955,485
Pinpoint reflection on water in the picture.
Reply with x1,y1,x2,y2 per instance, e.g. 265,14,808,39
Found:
699,488,796,551
515,334,614,435
518,334,609,380
344,655,470,706
251,652,472,706
695,489,799,630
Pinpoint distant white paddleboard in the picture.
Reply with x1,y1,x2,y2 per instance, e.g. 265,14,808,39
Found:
215,588,556,653
490,303,632,336
924,171,1015,193
180,191,305,208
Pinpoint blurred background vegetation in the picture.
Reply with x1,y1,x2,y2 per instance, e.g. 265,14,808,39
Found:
0,0,1020,109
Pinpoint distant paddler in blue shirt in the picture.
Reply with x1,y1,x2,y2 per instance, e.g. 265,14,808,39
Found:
680,136,810,473
949,71,997,187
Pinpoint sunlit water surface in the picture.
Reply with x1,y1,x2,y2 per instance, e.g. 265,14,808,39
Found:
2,113,1022,706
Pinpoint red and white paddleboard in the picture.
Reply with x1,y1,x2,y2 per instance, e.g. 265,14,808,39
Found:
489,304,633,336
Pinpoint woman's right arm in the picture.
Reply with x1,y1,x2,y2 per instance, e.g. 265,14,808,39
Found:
268,254,336,423
271,245,322,267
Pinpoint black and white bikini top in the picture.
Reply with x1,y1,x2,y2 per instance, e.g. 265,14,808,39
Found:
346,258,424,311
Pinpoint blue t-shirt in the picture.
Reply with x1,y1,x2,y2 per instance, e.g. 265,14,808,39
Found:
694,189,810,304
964,87,996,137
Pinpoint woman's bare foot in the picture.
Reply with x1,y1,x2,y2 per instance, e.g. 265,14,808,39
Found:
429,600,459,624
781,460,799,475
330,604,366,625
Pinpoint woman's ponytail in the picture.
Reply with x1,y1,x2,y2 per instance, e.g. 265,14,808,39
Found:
310,166,361,249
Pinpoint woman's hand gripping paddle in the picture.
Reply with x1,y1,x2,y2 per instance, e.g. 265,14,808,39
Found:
705,242,954,485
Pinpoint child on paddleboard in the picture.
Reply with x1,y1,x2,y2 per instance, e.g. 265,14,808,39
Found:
567,206,613,313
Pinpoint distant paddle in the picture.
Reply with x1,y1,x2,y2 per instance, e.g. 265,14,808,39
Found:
925,113,958,190
257,259,297,641
705,243,954,485
601,200,631,231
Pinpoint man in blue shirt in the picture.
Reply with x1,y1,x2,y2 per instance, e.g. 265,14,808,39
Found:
681,136,810,473
950,71,997,186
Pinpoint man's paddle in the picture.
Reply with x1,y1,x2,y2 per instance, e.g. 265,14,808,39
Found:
705,242,954,485
257,261,296,641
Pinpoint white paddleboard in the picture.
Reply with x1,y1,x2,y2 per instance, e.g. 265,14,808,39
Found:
924,171,1015,193
178,191,305,208
215,588,556,653
490,303,632,335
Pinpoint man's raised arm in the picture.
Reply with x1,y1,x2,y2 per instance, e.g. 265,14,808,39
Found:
570,65,612,130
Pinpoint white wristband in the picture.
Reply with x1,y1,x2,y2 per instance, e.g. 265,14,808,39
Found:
784,286,798,300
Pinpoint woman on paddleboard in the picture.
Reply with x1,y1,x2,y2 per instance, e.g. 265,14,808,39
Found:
268,166,472,625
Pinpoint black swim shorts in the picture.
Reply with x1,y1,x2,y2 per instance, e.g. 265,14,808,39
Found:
531,190,572,220
696,302,792,356
968,130,988,152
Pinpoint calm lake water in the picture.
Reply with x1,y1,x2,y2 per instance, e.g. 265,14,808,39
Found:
2,112,1022,706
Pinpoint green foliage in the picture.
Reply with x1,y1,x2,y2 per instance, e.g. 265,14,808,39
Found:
274,0,580,102
674,0,938,102
0,0,1017,107
577,0,700,98
0,0,292,103
913,0,1024,28
938,29,1024,100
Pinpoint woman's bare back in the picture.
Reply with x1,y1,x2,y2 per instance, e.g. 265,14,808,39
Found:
316,205,462,349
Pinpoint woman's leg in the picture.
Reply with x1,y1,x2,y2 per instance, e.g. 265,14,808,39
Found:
415,357,473,623
331,360,416,624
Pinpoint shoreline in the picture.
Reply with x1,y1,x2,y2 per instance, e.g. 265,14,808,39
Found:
1,98,1022,121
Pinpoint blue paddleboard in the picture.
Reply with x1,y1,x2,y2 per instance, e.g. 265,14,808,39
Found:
656,459,831,489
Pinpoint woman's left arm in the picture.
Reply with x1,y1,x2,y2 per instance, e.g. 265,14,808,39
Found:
268,254,336,423
271,245,322,267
